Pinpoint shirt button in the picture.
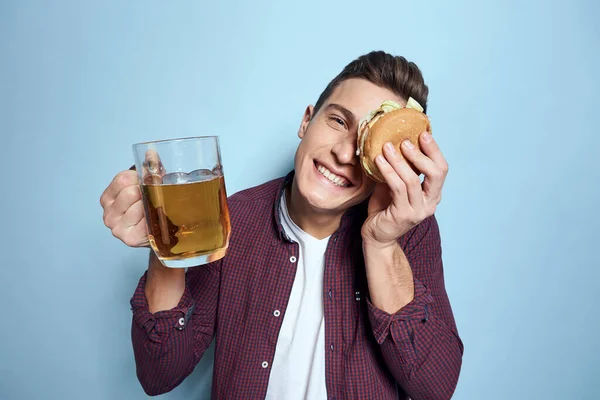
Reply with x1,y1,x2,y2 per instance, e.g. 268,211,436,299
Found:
178,317,185,326
289,256,297,263
273,310,281,317
328,290,332,299
261,361,269,368
330,344,334,351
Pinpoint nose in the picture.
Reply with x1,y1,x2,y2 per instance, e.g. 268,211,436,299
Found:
332,136,357,166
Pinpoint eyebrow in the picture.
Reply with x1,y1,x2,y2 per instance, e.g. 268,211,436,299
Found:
324,103,357,125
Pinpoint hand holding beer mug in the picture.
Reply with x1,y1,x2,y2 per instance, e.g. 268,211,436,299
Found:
132,137,231,268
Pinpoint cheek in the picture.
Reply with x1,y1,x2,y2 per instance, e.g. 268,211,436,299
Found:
295,135,330,165
294,140,310,169
300,124,338,148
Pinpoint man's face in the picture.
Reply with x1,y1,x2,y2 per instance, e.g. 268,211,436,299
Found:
293,78,405,214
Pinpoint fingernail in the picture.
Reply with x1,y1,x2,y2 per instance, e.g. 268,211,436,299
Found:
422,132,432,143
384,142,395,153
403,140,414,150
376,155,385,164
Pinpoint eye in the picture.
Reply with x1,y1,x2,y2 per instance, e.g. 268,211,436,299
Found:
329,115,347,129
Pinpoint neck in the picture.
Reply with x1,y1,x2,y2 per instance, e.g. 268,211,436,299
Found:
286,178,343,240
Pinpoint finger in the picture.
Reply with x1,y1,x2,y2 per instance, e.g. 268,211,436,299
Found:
112,218,149,248
417,132,448,202
111,185,142,217
128,219,150,247
120,200,146,228
383,142,424,209
100,170,139,208
104,194,144,229
375,154,410,209
399,136,438,177
419,132,449,173
102,181,141,224
110,202,148,247
142,149,166,177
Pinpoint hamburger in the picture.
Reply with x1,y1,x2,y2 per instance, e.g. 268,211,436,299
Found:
356,97,431,182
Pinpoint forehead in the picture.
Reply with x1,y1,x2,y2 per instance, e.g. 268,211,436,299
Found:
324,78,405,120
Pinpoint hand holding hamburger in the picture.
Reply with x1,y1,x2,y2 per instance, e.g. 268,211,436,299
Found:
356,97,431,182
359,96,449,245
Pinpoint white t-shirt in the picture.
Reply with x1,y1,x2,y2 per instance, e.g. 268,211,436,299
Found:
264,192,330,400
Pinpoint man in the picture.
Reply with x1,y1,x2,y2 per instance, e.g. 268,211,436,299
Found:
100,50,464,399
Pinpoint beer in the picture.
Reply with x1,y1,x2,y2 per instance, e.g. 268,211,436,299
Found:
141,174,231,264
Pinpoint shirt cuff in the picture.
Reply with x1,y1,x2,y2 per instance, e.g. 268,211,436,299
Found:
130,271,196,344
366,278,434,345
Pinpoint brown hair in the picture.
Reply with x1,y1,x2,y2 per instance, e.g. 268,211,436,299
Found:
313,50,429,117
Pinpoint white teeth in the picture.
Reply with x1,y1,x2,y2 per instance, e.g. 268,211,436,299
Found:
316,163,349,187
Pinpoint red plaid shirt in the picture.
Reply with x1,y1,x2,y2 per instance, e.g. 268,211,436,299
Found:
130,172,464,399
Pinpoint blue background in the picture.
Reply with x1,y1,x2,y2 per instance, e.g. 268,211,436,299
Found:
1,1,599,399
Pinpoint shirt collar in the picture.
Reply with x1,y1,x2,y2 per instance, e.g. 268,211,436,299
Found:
272,170,368,243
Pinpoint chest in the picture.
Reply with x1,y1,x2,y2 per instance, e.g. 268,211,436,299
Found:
212,229,398,399
218,231,371,346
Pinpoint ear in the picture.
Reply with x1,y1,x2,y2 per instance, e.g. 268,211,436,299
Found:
298,105,314,139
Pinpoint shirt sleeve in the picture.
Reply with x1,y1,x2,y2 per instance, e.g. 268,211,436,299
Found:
366,215,464,400
129,258,222,395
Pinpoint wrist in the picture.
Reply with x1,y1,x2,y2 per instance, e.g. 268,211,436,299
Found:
362,237,414,313
148,251,183,275
361,234,397,252
145,252,186,313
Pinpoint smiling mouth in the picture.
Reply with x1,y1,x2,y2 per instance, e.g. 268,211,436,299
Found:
314,161,352,188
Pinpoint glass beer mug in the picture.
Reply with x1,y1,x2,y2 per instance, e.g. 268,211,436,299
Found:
132,137,230,267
